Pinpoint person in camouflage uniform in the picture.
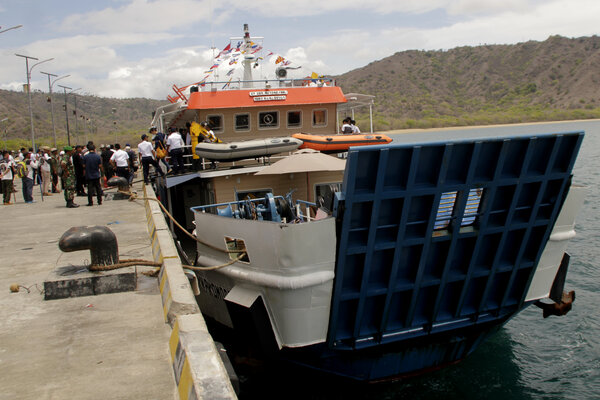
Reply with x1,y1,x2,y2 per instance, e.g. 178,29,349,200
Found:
60,146,79,208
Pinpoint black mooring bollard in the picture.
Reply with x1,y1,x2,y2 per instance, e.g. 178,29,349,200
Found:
59,226,119,266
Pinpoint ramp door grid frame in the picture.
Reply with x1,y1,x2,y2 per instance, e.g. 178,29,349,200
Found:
328,132,583,350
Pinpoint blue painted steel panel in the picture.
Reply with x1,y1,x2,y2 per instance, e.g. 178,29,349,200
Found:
328,132,583,349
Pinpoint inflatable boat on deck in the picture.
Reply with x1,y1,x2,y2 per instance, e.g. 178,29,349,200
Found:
195,137,302,161
292,133,392,153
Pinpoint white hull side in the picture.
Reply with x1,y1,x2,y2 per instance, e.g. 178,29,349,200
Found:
194,212,336,348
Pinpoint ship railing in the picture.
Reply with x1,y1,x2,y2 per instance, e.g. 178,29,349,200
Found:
295,200,317,222
193,77,336,92
191,195,318,224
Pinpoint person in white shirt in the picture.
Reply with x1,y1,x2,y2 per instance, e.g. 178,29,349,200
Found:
138,134,165,184
40,146,53,196
109,143,131,183
166,127,185,174
341,117,353,134
351,119,361,134
1,151,15,204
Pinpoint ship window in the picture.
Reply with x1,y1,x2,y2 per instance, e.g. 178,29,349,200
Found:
312,109,327,127
234,113,250,131
287,111,302,128
258,111,279,129
434,188,483,230
207,114,223,133
224,236,250,263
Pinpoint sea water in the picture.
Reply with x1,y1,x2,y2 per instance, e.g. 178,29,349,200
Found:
238,120,600,399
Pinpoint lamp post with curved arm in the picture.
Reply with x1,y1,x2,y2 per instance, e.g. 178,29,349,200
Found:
40,72,69,148
58,86,80,146
15,54,53,150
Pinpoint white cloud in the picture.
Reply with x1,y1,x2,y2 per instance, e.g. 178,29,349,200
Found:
3,0,600,99
60,0,211,34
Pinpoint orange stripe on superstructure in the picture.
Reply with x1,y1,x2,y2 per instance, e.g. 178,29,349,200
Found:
187,86,347,110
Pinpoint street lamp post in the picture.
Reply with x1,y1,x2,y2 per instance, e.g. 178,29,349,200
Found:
112,108,117,144
81,100,90,144
15,54,53,150
40,72,69,148
57,86,80,146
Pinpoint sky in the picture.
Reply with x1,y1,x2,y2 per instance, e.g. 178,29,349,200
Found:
1,0,599,100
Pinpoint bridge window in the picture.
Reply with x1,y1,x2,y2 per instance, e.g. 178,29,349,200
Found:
434,188,483,230
234,113,250,131
287,110,302,128
312,109,327,127
207,114,223,133
258,111,279,129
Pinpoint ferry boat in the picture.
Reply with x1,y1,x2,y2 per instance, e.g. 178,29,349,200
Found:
151,25,587,382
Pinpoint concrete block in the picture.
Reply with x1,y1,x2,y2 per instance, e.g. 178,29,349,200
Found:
170,315,237,400
160,258,200,325
44,265,136,300
152,229,179,263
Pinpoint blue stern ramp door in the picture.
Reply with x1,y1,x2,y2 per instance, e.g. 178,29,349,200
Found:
328,131,583,359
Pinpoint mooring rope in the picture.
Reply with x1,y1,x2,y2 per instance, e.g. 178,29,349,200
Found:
118,189,240,255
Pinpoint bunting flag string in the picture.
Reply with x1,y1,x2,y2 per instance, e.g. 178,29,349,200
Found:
192,43,324,87
222,78,232,89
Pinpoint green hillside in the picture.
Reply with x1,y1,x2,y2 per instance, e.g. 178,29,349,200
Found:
0,89,166,149
336,35,600,130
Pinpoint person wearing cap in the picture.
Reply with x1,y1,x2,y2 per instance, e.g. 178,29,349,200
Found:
60,146,79,208
49,148,60,193
138,134,165,184
39,146,53,196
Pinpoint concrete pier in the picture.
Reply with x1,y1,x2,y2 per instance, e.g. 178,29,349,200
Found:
0,180,236,399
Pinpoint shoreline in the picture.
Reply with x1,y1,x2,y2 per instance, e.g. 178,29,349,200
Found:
382,118,600,134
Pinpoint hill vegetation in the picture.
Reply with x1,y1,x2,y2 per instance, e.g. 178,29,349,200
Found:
2,35,600,149
337,35,600,130
0,89,166,149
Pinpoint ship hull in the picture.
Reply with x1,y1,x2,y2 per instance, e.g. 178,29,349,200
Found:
187,130,585,382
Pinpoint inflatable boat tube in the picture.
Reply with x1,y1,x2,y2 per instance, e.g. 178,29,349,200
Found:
195,137,302,161
292,133,392,153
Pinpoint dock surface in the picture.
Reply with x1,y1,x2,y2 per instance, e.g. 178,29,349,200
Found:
0,181,177,399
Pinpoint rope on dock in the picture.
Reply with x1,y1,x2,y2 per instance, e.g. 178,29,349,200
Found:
119,189,240,255
88,253,246,272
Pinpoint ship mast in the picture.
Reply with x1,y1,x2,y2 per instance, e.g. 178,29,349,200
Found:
242,24,254,87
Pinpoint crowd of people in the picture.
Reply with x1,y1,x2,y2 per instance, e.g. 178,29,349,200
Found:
0,124,218,207
0,120,237,208
0,140,141,208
